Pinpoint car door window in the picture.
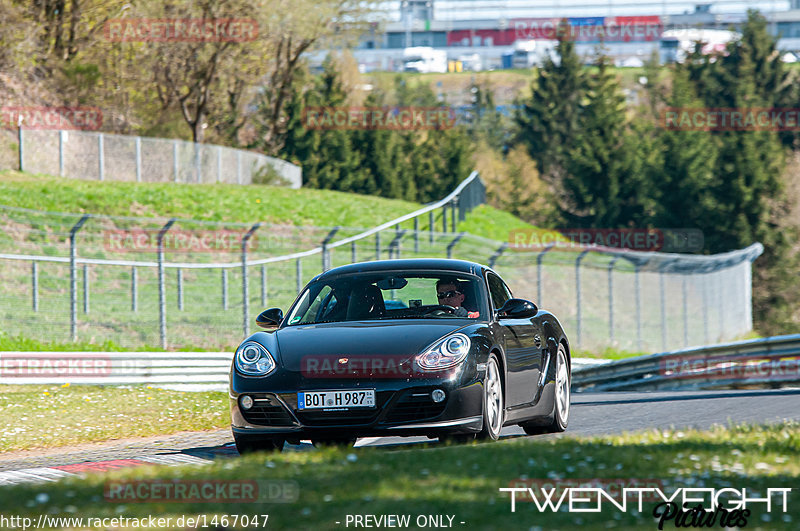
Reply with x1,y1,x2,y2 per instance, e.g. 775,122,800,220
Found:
487,273,511,311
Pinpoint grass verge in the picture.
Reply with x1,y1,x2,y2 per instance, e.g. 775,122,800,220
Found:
0,385,227,452
0,423,797,529
0,170,536,241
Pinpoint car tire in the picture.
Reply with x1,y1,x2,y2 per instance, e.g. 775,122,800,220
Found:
234,436,284,454
477,353,504,441
521,343,570,435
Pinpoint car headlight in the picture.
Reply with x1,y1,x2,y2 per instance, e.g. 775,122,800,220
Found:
416,333,471,370
235,341,276,376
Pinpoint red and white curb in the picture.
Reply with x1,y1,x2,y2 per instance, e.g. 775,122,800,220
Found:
0,453,218,487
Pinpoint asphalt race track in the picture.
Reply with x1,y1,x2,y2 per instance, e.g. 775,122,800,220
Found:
2,389,799,486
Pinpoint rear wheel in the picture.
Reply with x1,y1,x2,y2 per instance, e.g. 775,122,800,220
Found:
234,436,284,454
477,354,504,440
522,343,570,435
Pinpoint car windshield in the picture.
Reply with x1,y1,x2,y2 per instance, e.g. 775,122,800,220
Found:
284,272,487,325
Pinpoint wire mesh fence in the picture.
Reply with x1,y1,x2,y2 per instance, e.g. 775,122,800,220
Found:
0,171,762,353
15,129,302,188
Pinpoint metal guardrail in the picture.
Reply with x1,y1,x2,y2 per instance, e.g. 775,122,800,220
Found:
572,334,800,392
0,352,232,385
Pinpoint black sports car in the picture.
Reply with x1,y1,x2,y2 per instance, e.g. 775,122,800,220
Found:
229,259,571,452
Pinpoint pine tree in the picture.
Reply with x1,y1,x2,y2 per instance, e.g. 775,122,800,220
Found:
562,54,645,227
514,34,585,180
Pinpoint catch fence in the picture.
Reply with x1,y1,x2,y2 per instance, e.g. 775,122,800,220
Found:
0,171,761,353
14,129,302,188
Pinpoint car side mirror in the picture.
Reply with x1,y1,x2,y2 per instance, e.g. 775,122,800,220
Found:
497,298,538,319
256,308,283,328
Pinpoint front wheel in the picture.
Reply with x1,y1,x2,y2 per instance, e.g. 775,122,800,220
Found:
477,354,504,440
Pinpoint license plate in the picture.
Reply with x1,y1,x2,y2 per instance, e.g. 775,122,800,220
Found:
297,389,375,410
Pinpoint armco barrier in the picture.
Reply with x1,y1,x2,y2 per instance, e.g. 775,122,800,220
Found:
0,352,232,385
571,334,800,392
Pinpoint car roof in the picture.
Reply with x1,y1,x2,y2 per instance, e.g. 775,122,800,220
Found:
314,258,489,282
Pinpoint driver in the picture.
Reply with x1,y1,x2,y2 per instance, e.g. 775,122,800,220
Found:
435,279,478,318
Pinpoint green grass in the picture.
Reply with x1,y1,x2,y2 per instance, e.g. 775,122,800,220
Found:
0,171,536,241
0,385,227,452
0,423,797,529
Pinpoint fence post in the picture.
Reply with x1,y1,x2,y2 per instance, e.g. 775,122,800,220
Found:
173,140,179,182
18,120,24,171
59,131,65,176
131,266,137,312
451,199,457,232
635,265,642,351
98,133,105,181
321,227,340,272
446,232,464,259
414,217,419,254
69,214,91,341
242,223,262,338
217,146,222,183
575,250,590,350
429,210,434,245
389,230,407,259
135,136,142,182
261,264,267,307
536,243,554,306
682,274,689,347
488,243,508,269
296,258,302,294
83,264,89,313
157,218,176,349
702,272,710,344
442,205,448,232
195,143,201,183
32,261,38,312
351,241,357,263
607,257,620,344
375,232,380,260
177,268,183,310
222,269,229,310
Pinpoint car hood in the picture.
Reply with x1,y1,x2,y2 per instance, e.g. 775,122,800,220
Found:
274,320,466,371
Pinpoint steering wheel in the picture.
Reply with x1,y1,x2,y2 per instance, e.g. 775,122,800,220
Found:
421,304,457,316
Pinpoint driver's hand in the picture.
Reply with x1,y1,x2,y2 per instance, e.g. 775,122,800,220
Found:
453,306,468,317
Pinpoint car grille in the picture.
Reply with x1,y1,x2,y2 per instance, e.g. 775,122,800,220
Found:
384,391,446,424
241,396,295,427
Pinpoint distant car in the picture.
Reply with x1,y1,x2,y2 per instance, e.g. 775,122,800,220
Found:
229,259,571,452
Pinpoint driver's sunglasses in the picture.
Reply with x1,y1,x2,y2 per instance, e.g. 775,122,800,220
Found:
437,290,461,299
